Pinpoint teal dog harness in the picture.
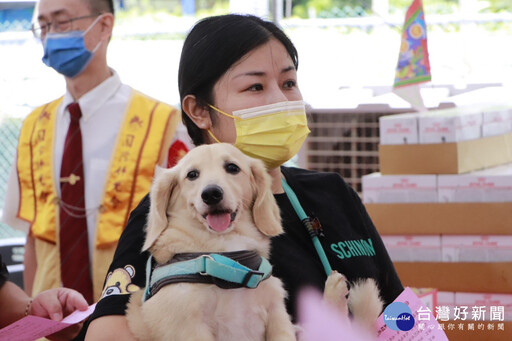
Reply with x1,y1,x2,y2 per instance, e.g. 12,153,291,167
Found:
143,250,272,302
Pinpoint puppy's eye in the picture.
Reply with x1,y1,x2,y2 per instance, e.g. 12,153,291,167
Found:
225,163,240,174
186,170,199,180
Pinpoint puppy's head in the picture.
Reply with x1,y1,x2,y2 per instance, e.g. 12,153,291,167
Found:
143,143,282,251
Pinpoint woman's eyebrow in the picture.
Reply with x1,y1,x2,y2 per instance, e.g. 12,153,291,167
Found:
233,71,265,78
281,66,296,73
233,66,296,79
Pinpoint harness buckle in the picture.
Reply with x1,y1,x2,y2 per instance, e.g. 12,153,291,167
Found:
241,269,265,288
199,254,214,276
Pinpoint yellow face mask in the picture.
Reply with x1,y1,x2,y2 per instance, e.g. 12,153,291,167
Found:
207,100,310,169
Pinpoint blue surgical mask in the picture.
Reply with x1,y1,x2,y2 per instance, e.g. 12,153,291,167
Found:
42,16,102,78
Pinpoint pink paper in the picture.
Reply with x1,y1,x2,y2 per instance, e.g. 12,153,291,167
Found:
0,303,96,341
298,288,374,341
377,287,448,341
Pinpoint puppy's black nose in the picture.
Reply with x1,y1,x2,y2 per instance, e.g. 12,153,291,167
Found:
201,185,224,206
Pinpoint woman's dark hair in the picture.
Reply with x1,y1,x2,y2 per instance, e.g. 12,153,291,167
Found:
178,14,299,146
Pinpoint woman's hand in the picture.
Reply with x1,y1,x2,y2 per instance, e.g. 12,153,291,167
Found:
30,288,89,341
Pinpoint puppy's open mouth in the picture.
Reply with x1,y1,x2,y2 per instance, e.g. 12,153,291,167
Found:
203,210,237,232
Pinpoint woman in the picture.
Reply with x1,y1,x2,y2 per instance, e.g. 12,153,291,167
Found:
85,14,403,340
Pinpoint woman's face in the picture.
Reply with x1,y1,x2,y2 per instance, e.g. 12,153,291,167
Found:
209,38,303,144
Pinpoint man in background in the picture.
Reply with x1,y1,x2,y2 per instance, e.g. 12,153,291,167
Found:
2,0,181,303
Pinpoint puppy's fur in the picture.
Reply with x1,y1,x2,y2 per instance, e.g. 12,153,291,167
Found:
323,271,384,332
126,143,296,341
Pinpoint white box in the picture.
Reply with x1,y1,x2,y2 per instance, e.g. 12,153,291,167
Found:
381,235,442,262
438,170,512,203
482,106,512,125
419,107,483,144
436,291,456,320
483,122,511,138
482,107,512,137
413,288,438,313
441,235,512,262
455,292,512,321
437,291,456,309
362,172,438,204
379,113,419,145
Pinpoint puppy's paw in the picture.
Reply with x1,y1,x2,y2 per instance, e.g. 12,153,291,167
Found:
348,278,383,333
323,270,349,316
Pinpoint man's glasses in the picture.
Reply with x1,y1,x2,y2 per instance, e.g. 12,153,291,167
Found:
31,14,100,40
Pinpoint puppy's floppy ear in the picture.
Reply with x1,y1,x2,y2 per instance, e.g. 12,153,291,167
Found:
143,166,178,251
250,159,283,237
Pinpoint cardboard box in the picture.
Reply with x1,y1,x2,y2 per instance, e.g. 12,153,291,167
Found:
382,235,442,262
379,113,419,145
365,202,512,235
378,132,512,174
483,121,512,138
411,287,438,313
444,321,512,341
472,162,512,175
482,107,512,138
438,174,512,203
362,172,438,203
419,108,482,143
437,291,456,320
438,163,512,202
393,262,512,294
482,107,512,125
442,235,512,262
455,292,512,321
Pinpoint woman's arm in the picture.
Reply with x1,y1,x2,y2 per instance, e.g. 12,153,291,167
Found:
23,234,37,295
86,315,137,341
0,281,31,327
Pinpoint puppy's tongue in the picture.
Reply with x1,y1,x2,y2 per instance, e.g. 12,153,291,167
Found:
206,213,231,232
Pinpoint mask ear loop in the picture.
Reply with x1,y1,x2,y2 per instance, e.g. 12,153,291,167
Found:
83,14,104,35
207,104,241,120
206,104,242,144
207,129,221,143
83,14,104,52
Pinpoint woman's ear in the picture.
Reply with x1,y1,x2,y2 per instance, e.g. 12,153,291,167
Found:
182,95,212,130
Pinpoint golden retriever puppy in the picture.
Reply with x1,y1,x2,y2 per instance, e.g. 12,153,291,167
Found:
126,143,296,341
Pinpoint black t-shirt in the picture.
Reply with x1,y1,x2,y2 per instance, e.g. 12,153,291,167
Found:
0,255,8,289
87,166,403,325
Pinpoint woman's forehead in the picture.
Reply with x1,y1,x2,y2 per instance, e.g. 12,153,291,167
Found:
227,39,295,78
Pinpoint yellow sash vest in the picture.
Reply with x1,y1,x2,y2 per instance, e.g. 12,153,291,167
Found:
16,91,180,300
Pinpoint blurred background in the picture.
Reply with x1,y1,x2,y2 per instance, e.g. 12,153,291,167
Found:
1,0,511,285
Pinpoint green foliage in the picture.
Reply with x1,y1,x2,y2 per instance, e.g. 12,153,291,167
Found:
291,0,512,17
389,0,458,15
195,0,229,18
481,0,512,13
292,0,371,18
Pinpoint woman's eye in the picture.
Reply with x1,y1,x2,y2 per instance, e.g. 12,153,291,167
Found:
247,84,263,91
186,170,199,180
283,80,296,89
225,163,240,174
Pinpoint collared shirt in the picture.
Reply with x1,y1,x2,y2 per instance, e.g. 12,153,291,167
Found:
2,70,136,259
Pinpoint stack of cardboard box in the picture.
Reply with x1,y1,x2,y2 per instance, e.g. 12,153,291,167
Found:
364,105,512,340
